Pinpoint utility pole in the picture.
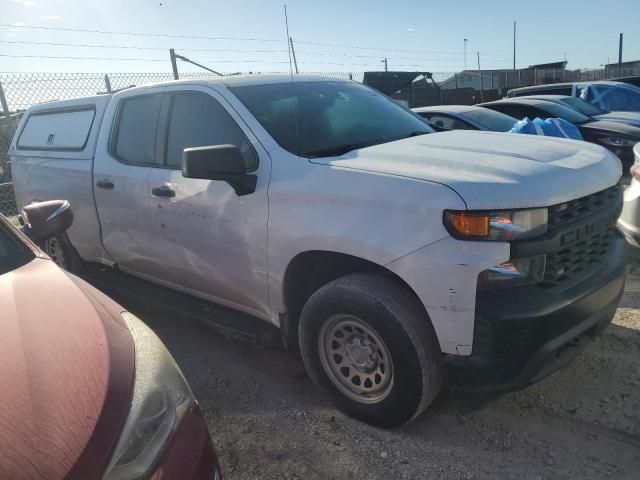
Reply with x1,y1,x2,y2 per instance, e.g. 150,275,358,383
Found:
169,48,179,80
289,37,299,74
382,57,388,72
618,32,623,75
464,38,468,70
477,51,483,102
513,21,516,70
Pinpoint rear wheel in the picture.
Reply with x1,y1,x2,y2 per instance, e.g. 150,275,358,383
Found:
299,273,444,427
43,233,83,273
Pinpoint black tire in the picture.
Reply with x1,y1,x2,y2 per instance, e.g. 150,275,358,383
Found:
298,273,444,427
42,232,83,273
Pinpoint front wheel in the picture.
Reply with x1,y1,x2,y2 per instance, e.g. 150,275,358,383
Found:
299,273,444,427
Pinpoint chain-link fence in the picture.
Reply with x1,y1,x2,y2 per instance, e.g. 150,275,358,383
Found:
0,113,19,216
1,66,639,215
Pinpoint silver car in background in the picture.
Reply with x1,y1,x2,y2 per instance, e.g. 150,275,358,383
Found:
619,143,640,251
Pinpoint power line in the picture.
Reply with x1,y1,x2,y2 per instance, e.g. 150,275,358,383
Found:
0,39,289,53
0,24,282,43
0,23,527,58
0,39,518,65
0,54,291,63
3,53,452,67
0,53,485,69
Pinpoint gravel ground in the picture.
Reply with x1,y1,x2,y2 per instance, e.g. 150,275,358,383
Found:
98,266,640,480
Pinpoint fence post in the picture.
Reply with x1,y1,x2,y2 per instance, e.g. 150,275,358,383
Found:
0,80,10,120
169,49,179,80
104,74,112,93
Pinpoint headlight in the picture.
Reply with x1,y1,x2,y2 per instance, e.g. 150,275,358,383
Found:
597,136,637,147
103,312,196,480
444,208,548,241
477,255,546,290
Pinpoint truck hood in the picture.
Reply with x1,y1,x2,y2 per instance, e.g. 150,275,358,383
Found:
0,258,133,480
313,130,621,210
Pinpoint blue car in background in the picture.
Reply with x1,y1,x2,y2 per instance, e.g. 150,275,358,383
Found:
507,80,640,113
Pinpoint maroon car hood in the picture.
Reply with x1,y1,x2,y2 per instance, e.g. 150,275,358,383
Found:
0,258,134,480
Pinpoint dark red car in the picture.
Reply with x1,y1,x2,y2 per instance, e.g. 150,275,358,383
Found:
0,201,221,480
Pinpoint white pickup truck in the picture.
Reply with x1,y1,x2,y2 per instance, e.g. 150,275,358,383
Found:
9,76,626,427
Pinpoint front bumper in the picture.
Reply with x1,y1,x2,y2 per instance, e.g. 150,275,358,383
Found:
446,230,627,393
152,406,221,479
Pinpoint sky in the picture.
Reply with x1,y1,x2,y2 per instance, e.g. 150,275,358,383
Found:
0,0,639,75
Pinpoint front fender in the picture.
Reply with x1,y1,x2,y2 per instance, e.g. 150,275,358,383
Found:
267,154,467,317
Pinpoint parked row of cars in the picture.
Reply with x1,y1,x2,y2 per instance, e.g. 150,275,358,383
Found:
415,81,640,183
2,75,636,478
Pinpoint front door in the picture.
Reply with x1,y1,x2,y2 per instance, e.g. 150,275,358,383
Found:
148,86,271,318
94,87,168,279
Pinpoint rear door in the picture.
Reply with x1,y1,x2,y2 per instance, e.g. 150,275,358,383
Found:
93,87,167,278
9,97,111,263
147,85,271,318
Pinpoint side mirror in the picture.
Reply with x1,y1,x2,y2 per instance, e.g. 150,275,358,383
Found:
182,144,256,196
21,200,74,242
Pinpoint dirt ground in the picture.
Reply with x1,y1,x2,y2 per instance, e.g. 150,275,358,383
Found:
99,264,640,480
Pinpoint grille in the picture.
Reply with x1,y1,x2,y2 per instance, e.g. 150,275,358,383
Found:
540,186,622,291
548,186,621,227
541,227,616,290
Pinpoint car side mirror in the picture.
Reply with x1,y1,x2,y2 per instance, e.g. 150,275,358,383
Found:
21,200,73,242
181,144,256,196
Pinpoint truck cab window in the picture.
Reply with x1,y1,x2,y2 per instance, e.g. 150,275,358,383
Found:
165,92,257,170
113,94,162,165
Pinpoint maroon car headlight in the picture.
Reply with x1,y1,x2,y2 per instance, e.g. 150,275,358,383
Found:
103,313,196,480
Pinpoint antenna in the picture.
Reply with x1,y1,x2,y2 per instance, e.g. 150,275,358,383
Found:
284,5,294,77
290,37,299,74
283,4,300,156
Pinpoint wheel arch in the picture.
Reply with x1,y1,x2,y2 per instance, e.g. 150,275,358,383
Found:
280,250,435,353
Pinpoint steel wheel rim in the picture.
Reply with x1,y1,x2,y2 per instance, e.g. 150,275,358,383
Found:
45,237,68,270
318,314,394,404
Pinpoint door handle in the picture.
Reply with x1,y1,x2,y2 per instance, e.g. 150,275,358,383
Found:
96,180,115,189
152,186,176,198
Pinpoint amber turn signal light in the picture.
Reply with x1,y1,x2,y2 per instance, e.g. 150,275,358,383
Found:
444,212,490,239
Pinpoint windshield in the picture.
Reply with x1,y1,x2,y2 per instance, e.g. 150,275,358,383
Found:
538,101,592,124
560,97,609,116
230,81,433,158
0,222,34,275
459,109,517,132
